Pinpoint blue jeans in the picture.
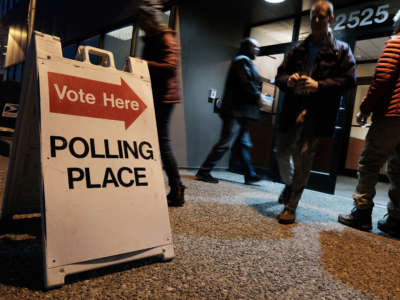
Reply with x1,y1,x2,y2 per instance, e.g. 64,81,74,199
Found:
199,115,256,177
154,103,182,189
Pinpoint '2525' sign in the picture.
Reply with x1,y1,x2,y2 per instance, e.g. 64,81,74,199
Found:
333,4,390,31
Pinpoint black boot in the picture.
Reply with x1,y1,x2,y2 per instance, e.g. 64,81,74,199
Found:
244,174,263,185
377,215,400,237
196,171,219,183
338,207,372,231
167,185,185,207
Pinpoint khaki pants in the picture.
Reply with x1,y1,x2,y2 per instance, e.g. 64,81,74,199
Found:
275,126,319,210
354,118,400,220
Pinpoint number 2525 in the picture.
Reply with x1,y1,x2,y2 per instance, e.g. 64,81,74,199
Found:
333,4,390,31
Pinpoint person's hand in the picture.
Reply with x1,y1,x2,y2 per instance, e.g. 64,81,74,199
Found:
295,75,318,95
287,73,301,88
296,109,307,123
356,111,369,126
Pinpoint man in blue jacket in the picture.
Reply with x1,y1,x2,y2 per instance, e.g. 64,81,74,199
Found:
196,38,264,185
275,0,356,224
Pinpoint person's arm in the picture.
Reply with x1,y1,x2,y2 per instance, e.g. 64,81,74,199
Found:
317,43,357,93
146,31,179,78
360,36,400,115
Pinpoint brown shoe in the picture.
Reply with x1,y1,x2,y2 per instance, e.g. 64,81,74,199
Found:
278,207,296,224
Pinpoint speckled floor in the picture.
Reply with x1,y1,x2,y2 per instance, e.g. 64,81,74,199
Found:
0,169,399,299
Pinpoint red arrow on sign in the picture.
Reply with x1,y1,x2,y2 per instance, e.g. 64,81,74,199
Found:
48,72,147,130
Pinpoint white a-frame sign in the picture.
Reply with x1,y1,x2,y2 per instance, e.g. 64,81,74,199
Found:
1,31,174,288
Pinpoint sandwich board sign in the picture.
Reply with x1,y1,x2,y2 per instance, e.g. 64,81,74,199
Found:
1,31,174,288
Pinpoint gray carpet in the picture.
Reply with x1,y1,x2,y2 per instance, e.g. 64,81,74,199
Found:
0,169,399,299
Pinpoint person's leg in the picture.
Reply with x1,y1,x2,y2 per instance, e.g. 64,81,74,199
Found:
378,142,400,236
235,119,262,184
387,144,400,219
228,135,244,174
286,137,320,210
197,116,239,182
339,119,400,230
154,103,184,206
275,128,297,205
275,128,297,186
279,136,319,224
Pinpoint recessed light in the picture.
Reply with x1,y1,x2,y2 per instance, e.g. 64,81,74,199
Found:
264,0,286,3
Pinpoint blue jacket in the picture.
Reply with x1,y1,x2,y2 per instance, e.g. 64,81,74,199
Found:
220,55,261,120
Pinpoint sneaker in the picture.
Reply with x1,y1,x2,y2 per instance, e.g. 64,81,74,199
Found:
244,174,262,185
278,207,296,224
278,185,291,204
338,207,372,231
195,171,219,183
167,185,185,207
377,215,400,237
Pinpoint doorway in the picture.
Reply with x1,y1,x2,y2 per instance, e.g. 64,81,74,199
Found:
344,36,390,176
247,47,351,194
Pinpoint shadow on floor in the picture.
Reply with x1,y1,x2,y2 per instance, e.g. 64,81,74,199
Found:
0,216,167,290
0,216,41,236
0,216,43,290
65,256,166,286
247,200,281,220
247,199,340,225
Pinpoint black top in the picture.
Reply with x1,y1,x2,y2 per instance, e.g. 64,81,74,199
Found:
275,33,356,137
220,54,261,120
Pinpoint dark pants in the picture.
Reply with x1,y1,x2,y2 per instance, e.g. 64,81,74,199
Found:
199,115,256,177
154,103,182,189
354,118,400,220
275,125,319,210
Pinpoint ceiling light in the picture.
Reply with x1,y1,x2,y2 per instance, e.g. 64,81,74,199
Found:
264,0,286,3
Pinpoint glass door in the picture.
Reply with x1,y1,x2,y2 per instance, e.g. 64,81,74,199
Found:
229,19,294,175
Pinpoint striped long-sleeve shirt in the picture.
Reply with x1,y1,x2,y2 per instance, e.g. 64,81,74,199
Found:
360,33,400,118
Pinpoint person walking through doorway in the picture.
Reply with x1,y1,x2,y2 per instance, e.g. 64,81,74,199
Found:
274,0,356,224
196,38,264,185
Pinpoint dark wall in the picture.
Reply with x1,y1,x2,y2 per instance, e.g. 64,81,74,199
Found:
34,0,141,44
179,0,252,168
250,0,300,25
